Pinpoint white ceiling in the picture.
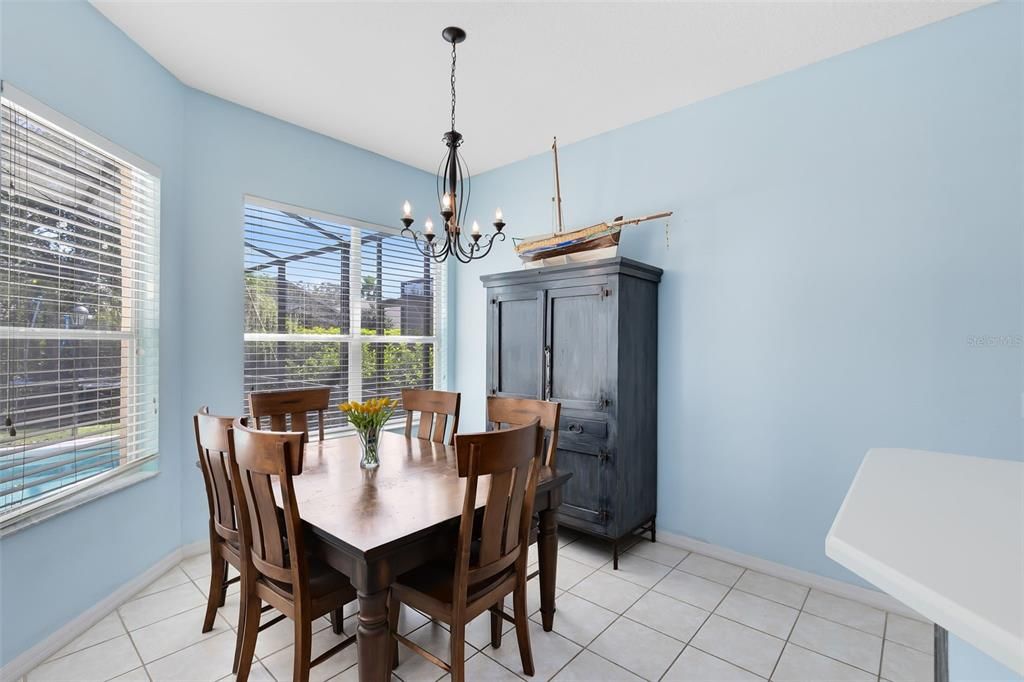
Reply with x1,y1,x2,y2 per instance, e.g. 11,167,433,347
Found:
92,1,986,174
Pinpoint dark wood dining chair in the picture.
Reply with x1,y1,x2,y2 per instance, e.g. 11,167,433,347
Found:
228,419,357,682
248,386,331,441
485,396,562,643
487,396,561,467
193,407,246,673
387,420,544,681
401,388,461,444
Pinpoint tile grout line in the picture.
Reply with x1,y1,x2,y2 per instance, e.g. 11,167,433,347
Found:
41,567,210,667
736,583,893,639
782,592,889,678
537,587,650,681
113,608,151,682
694,568,785,680
654,591,716,681
656,567,748,682
766,580,811,681
878,612,889,682
879,612,935,657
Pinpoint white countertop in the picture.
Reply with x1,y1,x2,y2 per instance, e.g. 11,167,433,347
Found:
826,448,1024,675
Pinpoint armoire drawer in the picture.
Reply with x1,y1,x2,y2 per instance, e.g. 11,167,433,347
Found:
557,415,607,455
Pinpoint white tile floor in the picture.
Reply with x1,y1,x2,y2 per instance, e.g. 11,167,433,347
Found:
25,531,935,682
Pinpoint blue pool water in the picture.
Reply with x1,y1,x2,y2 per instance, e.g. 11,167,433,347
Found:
0,439,121,510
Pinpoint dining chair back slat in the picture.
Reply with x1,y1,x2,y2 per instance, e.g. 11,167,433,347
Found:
249,386,331,441
402,389,461,444
486,396,561,467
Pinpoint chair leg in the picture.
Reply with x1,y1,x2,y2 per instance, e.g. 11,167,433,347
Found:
387,593,401,671
293,615,313,682
513,584,535,677
232,581,246,673
202,553,227,632
218,561,230,607
449,617,466,682
235,590,262,682
330,607,345,635
490,599,504,648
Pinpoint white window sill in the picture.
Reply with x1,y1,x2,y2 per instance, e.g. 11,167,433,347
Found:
0,458,160,538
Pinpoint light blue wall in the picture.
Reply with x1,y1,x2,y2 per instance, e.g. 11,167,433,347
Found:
0,0,435,665
0,0,186,665
452,3,1022,679
178,90,436,541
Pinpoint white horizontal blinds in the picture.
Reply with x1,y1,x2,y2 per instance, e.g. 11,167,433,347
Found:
0,95,160,513
243,202,445,436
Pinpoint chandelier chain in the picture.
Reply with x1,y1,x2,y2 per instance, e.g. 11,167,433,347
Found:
450,41,457,131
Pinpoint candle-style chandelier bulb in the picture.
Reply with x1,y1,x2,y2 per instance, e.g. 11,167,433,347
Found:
401,200,414,228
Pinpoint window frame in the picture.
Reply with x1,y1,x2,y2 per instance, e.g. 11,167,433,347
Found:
0,82,161,534
242,195,448,437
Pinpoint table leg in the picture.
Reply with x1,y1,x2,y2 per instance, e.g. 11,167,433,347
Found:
356,589,391,682
935,624,949,682
537,508,558,631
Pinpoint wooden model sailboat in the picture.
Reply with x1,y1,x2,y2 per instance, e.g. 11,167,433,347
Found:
513,138,672,267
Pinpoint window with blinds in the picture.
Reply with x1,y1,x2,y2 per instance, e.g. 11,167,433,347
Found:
243,199,446,436
0,87,160,519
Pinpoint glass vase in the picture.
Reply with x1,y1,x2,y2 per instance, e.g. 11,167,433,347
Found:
359,429,380,470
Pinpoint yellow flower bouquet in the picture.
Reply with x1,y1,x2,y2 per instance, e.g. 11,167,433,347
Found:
339,397,397,469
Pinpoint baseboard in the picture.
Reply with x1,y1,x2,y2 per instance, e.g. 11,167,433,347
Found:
1,541,208,682
181,539,209,558
655,529,928,621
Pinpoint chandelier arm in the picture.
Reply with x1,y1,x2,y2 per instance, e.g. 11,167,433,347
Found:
403,231,432,259
458,149,471,230
452,227,477,260
470,231,506,260
454,147,464,228
436,154,446,208
452,237,477,263
402,227,447,262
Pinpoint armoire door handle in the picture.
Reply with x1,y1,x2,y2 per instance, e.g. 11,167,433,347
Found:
544,345,552,400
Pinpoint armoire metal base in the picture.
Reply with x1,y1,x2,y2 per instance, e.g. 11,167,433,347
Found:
610,515,656,570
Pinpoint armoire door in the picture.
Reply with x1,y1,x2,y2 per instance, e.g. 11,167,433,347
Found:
544,284,611,412
488,289,545,399
555,416,610,529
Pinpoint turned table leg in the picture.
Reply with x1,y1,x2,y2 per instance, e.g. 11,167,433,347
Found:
537,508,558,631
357,589,391,682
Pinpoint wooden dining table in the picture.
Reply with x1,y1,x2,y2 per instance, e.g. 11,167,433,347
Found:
279,430,571,682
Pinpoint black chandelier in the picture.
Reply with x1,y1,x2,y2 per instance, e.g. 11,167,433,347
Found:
401,26,505,263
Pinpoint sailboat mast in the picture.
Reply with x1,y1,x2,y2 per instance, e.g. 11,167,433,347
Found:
552,137,565,233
